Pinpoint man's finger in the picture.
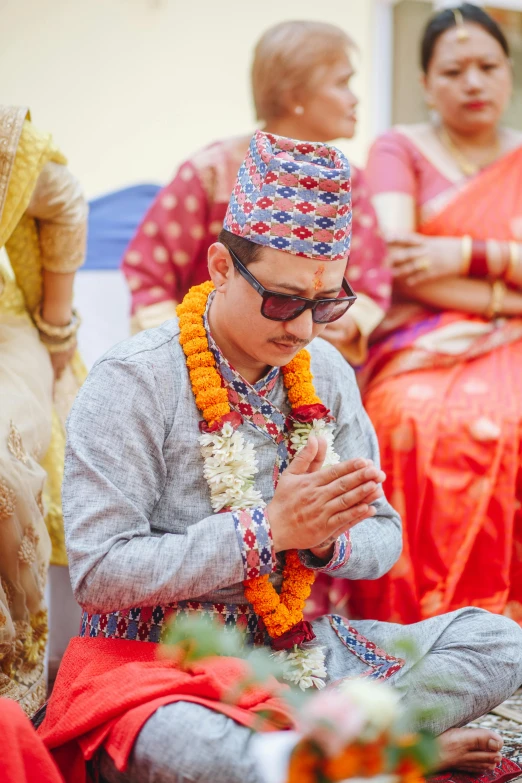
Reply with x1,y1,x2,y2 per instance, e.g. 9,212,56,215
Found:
307,436,328,474
318,463,382,499
286,434,319,475
316,458,372,487
322,504,376,542
312,492,384,549
361,487,384,505
331,480,381,515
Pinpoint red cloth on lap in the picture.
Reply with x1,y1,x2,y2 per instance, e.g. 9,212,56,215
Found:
38,637,293,783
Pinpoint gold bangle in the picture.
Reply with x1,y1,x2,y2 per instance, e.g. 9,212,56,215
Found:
485,279,507,320
507,241,520,283
33,306,81,339
43,334,77,354
460,235,472,275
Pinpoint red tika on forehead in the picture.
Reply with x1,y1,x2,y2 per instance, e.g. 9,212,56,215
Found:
313,264,326,291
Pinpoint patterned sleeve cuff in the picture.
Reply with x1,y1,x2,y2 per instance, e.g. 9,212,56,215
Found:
299,533,351,573
232,507,276,580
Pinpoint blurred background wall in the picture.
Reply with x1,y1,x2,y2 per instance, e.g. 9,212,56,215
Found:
1,0,378,198
3,0,522,196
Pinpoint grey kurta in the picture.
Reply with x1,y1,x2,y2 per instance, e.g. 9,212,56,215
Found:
62,317,522,783
63,318,401,614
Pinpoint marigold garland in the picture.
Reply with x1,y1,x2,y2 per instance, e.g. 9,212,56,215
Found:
177,282,328,642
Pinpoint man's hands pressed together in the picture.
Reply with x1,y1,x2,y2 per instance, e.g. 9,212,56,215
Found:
266,434,386,560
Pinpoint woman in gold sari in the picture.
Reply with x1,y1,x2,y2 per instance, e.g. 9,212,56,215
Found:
0,107,87,713
348,5,522,626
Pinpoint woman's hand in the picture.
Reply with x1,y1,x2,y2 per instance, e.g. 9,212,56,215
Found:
49,340,77,381
386,234,463,286
321,311,359,351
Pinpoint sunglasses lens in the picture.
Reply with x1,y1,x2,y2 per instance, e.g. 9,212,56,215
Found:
313,300,352,324
262,295,304,321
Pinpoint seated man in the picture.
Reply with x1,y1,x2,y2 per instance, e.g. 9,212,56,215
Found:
40,132,522,783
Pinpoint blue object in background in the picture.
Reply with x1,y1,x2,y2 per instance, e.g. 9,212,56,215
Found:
84,184,161,270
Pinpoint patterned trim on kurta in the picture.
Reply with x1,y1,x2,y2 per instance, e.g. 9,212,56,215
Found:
303,534,351,573
232,507,275,580
328,614,405,680
79,601,267,646
206,319,284,441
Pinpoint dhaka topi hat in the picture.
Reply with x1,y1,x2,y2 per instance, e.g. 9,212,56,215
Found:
224,130,352,262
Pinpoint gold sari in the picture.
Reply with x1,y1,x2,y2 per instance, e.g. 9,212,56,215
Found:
0,107,86,713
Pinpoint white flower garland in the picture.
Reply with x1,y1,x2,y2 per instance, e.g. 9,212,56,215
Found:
200,417,340,689
290,419,340,467
200,422,265,513
272,644,328,691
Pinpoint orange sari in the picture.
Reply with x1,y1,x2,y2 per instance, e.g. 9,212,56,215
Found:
348,146,522,625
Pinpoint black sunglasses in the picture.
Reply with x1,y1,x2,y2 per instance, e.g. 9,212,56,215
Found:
227,247,357,324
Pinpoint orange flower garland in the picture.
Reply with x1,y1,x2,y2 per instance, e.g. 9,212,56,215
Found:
177,282,327,641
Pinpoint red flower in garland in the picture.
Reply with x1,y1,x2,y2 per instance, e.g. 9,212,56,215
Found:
199,411,243,433
271,620,316,651
289,404,332,424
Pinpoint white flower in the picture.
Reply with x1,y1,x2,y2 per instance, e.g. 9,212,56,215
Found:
272,645,327,691
290,419,340,467
335,677,401,740
199,427,264,512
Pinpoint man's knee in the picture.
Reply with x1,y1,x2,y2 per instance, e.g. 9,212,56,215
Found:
129,702,260,783
453,607,522,691
483,611,522,678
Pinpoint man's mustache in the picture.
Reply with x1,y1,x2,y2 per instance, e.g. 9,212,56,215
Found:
268,337,310,347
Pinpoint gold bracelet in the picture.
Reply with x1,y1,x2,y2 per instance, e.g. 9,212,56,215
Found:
43,333,78,354
485,279,507,320
33,306,81,340
460,235,473,275
507,241,520,283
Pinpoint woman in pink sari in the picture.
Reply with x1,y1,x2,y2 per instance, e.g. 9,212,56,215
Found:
346,4,522,626
122,20,391,366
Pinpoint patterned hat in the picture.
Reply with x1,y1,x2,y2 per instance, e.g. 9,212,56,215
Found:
224,130,352,261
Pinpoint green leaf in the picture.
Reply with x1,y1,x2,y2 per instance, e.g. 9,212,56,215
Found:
161,614,244,664
246,648,285,683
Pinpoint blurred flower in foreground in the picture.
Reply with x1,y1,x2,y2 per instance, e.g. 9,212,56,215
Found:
287,677,435,783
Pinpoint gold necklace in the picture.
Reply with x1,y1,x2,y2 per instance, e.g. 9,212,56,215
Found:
438,126,501,177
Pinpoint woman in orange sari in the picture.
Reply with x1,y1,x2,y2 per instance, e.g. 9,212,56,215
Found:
347,4,522,625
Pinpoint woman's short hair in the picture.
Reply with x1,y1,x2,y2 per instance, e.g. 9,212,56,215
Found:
252,20,353,122
421,3,510,74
